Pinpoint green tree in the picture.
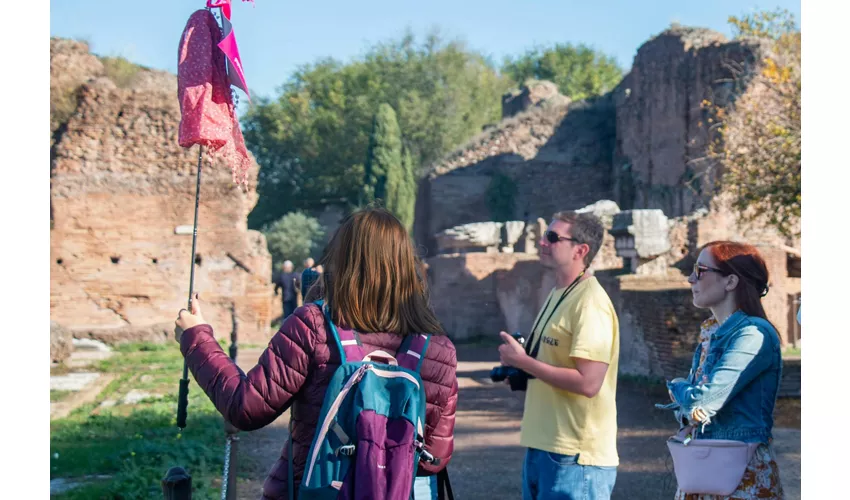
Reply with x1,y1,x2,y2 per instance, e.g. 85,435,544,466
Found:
708,9,800,236
242,31,511,229
502,43,623,101
362,103,403,206
390,145,417,233
262,211,326,269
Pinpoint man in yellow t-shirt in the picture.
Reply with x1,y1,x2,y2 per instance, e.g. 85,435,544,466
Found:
498,210,619,500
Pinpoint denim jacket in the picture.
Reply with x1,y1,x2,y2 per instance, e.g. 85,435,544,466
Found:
658,311,783,443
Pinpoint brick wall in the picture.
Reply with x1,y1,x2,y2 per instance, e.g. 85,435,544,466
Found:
612,28,764,217
419,161,614,256
50,81,274,344
599,273,800,397
416,95,616,255
426,253,554,341
598,274,704,379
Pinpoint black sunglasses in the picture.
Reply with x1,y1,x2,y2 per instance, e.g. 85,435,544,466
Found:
545,230,581,245
692,263,724,280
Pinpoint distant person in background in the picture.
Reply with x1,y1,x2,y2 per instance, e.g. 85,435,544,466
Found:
301,267,321,304
274,260,299,319
297,257,320,305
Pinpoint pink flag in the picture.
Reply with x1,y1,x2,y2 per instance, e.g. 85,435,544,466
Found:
207,0,251,99
177,9,251,186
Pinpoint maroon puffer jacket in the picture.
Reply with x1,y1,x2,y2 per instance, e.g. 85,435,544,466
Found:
180,303,458,499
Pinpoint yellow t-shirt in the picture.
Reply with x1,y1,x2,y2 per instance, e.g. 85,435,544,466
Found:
519,276,620,466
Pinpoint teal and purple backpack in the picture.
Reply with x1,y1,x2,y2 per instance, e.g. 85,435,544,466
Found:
295,300,435,499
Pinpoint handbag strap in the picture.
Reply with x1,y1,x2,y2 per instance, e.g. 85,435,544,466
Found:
287,417,294,500
675,425,695,443
437,468,454,500
675,424,707,444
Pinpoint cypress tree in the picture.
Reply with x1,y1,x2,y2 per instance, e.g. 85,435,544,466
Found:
361,103,402,207
393,145,417,233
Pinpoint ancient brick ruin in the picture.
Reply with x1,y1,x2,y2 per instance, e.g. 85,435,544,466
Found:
50,39,274,345
416,27,801,383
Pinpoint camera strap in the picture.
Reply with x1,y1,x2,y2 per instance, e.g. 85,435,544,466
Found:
525,270,586,359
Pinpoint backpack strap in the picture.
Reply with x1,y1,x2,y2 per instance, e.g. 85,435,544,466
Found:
317,300,366,363
396,333,431,373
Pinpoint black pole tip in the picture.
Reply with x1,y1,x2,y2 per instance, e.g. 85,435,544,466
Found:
162,466,192,499
163,466,191,482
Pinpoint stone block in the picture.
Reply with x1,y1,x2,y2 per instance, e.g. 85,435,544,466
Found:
611,210,671,258
51,321,73,363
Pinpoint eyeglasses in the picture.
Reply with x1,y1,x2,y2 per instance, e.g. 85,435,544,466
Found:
544,230,581,245
692,263,724,280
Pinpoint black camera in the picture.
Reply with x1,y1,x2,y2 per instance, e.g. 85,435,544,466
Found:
490,332,534,391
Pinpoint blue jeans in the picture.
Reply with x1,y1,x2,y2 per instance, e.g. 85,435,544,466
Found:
522,448,617,500
413,475,437,500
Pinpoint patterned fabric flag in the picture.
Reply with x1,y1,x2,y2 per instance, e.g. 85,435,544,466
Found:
177,8,251,186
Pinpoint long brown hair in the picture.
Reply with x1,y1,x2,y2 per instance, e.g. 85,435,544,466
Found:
317,208,444,335
703,241,772,323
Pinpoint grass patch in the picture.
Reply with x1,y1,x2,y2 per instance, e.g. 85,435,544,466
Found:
51,342,235,499
782,346,801,358
113,342,171,354
51,390,73,402
51,362,74,376
239,343,268,350
99,56,144,89
95,349,184,374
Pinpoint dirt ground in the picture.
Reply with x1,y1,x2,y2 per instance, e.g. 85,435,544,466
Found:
232,345,801,500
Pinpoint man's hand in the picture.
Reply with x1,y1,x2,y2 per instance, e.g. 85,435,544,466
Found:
174,293,208,342
498,331,529,370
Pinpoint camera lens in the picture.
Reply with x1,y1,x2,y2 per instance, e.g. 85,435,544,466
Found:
489,365,507,382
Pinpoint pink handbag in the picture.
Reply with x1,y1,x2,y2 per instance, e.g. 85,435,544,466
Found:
666,426,760,496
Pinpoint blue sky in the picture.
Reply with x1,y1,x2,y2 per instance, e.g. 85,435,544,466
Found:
50,0,800,102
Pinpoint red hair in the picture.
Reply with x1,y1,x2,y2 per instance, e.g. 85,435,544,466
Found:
703,241,772,323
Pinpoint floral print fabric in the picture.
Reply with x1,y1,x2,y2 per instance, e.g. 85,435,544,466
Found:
177,9,251,186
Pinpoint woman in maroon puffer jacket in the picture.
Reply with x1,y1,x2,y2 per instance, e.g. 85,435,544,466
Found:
175,208,458,500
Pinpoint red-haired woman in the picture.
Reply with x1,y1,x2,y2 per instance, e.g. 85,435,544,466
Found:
664,241,784,499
